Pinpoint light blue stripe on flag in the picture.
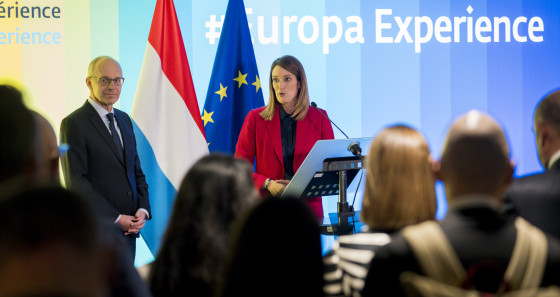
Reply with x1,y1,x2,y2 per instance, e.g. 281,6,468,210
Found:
133,120,177,254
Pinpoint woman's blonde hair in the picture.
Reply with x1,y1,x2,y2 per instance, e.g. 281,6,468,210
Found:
260,55,309,121
361,125,437,230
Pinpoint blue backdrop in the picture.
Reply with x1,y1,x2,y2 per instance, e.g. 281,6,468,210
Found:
118,0,560,258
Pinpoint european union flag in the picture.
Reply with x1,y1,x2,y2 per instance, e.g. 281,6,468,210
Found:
202,0,264,154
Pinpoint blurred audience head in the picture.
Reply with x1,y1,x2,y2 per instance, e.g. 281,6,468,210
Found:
0,84,36,184
436,110,512,201
218,197,323,297
32,111,61,184
0,185,111,297
149,154,258,297
534,89,560,168
361,124,436,231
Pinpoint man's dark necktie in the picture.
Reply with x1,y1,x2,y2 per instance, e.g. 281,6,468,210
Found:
107,113,124,160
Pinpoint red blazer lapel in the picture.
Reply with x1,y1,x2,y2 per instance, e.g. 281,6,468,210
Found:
266,107,284,169
294,108,331,172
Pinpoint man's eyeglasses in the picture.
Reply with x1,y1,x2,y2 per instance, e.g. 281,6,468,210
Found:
90,76,125,86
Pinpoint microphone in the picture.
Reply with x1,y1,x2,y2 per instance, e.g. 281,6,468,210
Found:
311,102,362,157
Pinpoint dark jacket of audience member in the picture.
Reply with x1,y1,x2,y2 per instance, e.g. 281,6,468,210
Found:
504,160,560,240
218,197,324,297
148,154,258,297
504,89,560,240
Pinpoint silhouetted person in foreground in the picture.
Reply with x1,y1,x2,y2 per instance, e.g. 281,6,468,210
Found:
0,186,113,297
0,84,36,185
218,197,324,297
504,89,560,240
148,154,258,297
32,111,61,184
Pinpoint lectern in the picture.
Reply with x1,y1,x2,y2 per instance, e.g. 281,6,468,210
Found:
282,137,373,235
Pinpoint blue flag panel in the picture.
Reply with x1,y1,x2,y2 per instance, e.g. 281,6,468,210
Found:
202,0,265,154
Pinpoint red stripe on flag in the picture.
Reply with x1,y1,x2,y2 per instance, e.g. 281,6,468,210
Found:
147,0,206,137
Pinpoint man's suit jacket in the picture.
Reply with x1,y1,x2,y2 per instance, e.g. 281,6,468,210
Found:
60,101,150,221
235,105,334,217
361,202,560,296
504,160,560,239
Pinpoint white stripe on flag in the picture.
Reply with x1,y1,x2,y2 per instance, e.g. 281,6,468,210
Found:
132,44,208,189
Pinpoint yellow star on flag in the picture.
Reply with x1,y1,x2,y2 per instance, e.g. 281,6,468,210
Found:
201,109,214,127
215,83,228,101
252,75,261,93
233,71,248,88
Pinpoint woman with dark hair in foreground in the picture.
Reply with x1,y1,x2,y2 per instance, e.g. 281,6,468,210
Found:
218,197,324,297
148,154,258,297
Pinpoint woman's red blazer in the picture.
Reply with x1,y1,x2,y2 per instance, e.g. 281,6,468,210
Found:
235,105,335,217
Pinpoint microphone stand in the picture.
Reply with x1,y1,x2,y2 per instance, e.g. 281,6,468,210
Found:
311,102,362,230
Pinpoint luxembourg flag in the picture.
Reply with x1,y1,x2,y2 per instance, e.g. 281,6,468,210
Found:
131,0,208,254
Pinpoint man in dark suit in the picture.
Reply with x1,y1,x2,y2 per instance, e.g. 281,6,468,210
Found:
504,89,560,239
362,111,560,296
61,56,151,258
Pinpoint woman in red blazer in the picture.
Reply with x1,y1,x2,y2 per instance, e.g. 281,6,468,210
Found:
235,55,334,218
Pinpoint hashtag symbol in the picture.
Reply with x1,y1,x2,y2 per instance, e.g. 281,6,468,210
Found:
205,14,224,45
